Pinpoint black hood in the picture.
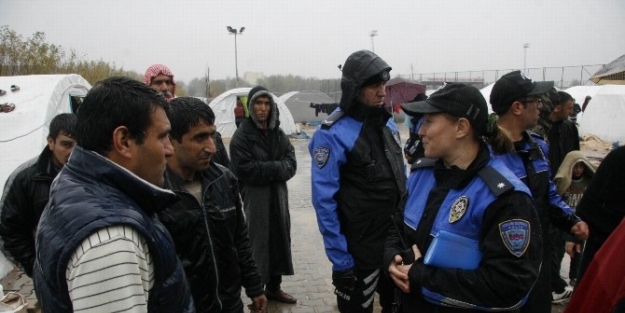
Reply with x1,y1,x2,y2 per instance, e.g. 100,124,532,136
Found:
339,50,391,114
246,86,279,130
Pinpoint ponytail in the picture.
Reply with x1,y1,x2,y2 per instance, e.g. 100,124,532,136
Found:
483,113,514,154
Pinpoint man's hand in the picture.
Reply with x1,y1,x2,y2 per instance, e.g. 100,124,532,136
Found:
332,268,356,292
249,294,267,313
565,241,583,258
570,221,589,240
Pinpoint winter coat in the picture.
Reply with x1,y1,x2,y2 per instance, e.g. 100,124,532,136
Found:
159,164,263,313
229,87,297,283
0,147,56,277
33,146,193,313
547,119,580,177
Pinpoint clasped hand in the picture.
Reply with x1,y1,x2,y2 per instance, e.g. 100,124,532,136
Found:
388,244,422,294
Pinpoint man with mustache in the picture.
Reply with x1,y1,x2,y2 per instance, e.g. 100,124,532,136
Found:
144,63,176,101
158,97,267,313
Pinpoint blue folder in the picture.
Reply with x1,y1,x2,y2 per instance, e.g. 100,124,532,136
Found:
423,230,482,270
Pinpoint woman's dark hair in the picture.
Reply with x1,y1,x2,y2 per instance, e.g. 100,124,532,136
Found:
76,76,169,155
168,97,216,142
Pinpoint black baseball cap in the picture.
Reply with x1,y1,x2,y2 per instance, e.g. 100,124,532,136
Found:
401,83,488,135
490,70,554,115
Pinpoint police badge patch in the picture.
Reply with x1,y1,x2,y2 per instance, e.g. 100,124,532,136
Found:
499,219,530,257
449,196,469,223
313,146,330,169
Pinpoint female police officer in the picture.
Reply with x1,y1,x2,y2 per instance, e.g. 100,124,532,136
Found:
385,83,542,312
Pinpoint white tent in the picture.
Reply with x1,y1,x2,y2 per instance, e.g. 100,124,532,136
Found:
0,74,90,278
479,83,496,113
0,74,91,194
578,85,625,144
209,88,296,138
563,86,603,126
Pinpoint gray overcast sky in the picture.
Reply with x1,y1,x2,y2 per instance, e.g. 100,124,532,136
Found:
1,0,624,83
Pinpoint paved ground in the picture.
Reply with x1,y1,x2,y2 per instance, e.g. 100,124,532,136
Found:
0,124,589,313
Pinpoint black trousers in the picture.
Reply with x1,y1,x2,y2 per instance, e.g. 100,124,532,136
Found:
550,229,568,293
336,267,394,313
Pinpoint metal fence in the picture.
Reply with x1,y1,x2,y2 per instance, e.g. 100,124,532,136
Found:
396,64,605,89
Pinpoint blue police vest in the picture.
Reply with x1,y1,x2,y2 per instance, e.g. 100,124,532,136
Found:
405,157,531,310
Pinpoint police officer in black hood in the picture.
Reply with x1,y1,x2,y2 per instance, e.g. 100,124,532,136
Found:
309,50,406,312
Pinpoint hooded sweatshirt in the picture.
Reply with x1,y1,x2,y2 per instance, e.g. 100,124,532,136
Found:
553,150,596,209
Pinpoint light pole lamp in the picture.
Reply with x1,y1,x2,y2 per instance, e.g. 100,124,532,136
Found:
523,43,530,75
370,30,378,52
227,26,245,82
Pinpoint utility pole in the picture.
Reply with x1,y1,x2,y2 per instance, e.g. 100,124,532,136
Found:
227,26,246,84
370,30,378,52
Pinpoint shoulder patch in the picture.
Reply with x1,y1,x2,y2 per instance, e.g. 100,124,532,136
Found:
410,157,436,172
321,111,345,129
478,166,513,197
313,146,331,169
499,219,530,257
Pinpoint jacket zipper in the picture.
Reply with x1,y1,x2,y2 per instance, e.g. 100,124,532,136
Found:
200,175,223,310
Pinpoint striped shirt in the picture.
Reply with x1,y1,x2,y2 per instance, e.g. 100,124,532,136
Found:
66,225,154,313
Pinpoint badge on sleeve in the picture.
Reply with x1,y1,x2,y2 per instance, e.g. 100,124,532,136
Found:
449,196,469,223
499,219,530,257
313,146,330,169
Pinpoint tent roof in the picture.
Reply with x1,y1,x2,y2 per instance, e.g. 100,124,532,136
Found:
0,74,90,193
591,54,625,85
279,90,335,123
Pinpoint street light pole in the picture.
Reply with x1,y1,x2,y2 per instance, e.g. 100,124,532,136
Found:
523,43,530,75
370,30,378,52
227,26,245,83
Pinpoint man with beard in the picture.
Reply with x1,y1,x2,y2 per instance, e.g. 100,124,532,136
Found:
309,50,406,312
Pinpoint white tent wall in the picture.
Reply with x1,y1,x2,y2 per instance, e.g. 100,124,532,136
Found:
0,74,91,193
209,88,296,138
563,86,602,126
578,85,625,144
0,74,91,278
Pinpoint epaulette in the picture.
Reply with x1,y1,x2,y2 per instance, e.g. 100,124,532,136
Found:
321,111,345,129
410,157,436,172
478,166,514,197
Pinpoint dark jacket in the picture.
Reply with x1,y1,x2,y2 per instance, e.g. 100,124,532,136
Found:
33,146,194,313
229,87,297,283
385,146,541,312
159,164,263,313
309,50,406,271
0,147,57,277
212,131,231,168
547,119,580,177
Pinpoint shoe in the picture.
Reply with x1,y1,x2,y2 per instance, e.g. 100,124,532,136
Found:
10,85,19,92
569,279,577,287
552,286,573,304
265,288,297,304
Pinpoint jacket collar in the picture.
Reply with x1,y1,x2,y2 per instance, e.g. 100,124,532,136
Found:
65,146,179,215
164,162,224,192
